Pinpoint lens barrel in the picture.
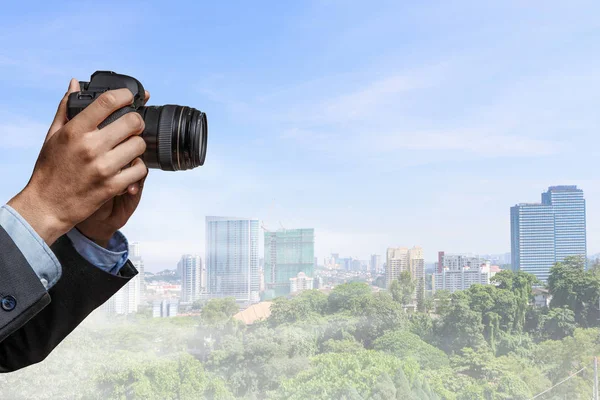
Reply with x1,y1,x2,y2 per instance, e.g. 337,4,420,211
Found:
137,105,207,171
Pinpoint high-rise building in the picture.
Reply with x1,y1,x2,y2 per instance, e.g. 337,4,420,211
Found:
206,216,260,304
129,241,141,258
434,263,499,293
370,254,382,274
178,254,205,303
437,253,485,271
511,186,587,282
103,275,140,316
386,246,425,301
437,251,445,274
290,272,314,293
542,186,587,263
264,228,315,296
129,242,145,299
103,241,143,316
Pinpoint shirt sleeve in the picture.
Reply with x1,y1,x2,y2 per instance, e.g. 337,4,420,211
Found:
66,228,129,275
0,205,62,290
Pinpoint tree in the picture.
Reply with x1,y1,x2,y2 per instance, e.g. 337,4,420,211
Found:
201,297,239,325
269,297,315,326
548,255,600,327
322,338,364,354
191,299,204,310
433,290,452,315
355,292,407,347
374,275,386,289
373,330,449,370
389,273,415,306
95,352,234,400
389,279,403,303
409,312,434,341
370,373,397,400
416,282,425,312
274,350,421,400
207,326,316,397
399,272,416,305
492,270,538,332
434,291,486,353
393,369,414,400
328,282,372,314
542,306,576,340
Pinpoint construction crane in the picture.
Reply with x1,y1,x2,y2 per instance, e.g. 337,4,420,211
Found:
261,199,286,232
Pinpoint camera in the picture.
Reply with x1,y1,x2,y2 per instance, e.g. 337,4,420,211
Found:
66,71,207,171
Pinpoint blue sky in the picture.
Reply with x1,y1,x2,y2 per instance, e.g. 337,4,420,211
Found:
1,1,599,271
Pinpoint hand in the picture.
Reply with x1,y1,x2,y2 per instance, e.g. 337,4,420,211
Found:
8,79,148,245
76,91,151,248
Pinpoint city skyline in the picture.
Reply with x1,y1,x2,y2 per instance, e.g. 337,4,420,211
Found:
128,182,592,273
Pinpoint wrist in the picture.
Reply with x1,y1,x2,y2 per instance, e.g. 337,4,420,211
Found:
8,188,72,245
75,225,115,249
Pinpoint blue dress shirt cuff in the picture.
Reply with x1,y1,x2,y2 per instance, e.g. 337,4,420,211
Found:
66,228,130,275
0,205,62,290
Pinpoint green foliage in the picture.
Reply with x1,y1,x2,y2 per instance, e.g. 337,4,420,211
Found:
201,297,239,325
432,289,452,315
355,292,408,347
328,282,373,314
5,259,600,400
207,326,316,398
268,290,327,326
389,272,415,305
548,256,600,327
274,350,420,400
94,352,233,400
433,291,486,353
542,306,576,340
374,330,449,370
409,312,434,341
322,338,364,354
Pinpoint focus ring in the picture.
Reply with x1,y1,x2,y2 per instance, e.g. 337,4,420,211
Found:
158,105,176,171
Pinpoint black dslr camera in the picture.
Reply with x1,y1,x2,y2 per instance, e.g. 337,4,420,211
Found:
67,71,207,171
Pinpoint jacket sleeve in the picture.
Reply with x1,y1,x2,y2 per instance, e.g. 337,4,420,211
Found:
0,233,137,373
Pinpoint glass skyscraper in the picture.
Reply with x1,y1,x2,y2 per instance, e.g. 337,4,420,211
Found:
542,186,587,263
511,186,586,282
205,216,260,304
264,228,315,297
178,254,205,303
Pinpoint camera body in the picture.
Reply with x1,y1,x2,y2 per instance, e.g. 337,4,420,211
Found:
67,71,145,127
66,71,207,171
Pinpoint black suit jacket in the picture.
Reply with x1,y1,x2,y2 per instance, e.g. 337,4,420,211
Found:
0,227,137,372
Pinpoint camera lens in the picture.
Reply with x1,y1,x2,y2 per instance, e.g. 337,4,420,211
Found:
137,105,207,171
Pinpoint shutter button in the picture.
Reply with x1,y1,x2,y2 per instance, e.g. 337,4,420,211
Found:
1,295,17,311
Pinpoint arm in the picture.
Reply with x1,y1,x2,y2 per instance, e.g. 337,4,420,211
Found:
0,235,137,372
0,79,148,371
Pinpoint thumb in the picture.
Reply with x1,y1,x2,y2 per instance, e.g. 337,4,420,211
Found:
46,78,80,141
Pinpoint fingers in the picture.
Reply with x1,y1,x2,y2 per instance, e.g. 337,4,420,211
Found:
103,136,146,175
127,182,140,195
110,158,148,194
47,79,80,141
70,88,135,132
143,90,151,106
97,111,145,150
127,159,148,195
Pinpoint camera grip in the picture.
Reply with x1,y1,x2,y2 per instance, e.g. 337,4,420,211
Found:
98,106,136,129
